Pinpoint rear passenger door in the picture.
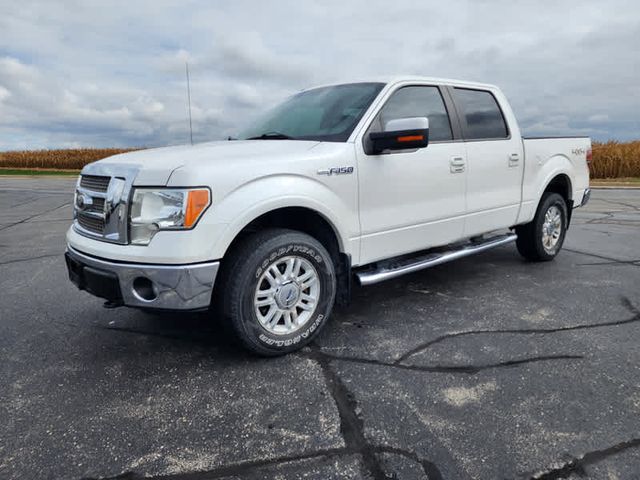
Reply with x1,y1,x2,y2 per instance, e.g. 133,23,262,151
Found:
448,87,524,236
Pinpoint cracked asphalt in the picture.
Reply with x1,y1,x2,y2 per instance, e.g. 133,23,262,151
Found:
1,176,639,480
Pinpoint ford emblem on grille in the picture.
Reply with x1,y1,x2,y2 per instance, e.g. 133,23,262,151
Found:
75,192,93,211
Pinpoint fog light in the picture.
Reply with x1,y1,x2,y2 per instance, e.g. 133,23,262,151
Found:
132,277,157,302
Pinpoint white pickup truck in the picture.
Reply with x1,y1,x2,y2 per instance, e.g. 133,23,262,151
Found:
65,76,591,355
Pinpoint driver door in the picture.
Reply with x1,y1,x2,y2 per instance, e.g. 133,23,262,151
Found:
356,84,467,264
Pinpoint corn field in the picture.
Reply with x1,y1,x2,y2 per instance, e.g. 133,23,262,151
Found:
0,148,140,170
1,142,639,178
590,141,640,179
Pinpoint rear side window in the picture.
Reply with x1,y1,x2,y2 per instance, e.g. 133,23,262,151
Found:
375,86,453,141
452,88,508,140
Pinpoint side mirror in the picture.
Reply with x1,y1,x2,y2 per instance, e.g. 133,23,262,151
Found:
369,117,429,154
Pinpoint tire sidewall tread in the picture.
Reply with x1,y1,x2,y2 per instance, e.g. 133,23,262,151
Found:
221,228,336,356
516,192,568,261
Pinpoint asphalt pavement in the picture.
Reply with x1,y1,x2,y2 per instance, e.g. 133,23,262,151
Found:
1,176,639,479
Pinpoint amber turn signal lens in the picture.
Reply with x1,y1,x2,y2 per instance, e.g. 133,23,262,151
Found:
184,189,210,227
397,135,424,142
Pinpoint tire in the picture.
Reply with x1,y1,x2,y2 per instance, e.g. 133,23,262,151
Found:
516,192,568,261
219,228,336,356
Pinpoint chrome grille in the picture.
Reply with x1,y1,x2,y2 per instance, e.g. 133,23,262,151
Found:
80,175,110,192
77,214,105,234
76,175,109,236
85,197,105,214
73,165,137,244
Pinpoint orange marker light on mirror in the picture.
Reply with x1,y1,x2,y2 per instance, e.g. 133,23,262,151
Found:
397,135,424,142
184,189,210,227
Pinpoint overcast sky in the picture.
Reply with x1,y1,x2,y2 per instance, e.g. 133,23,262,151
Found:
0,0,638,150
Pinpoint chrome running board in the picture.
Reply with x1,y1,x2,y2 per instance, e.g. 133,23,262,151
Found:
356,233,517,286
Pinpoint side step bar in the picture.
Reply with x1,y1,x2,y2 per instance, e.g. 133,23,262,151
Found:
356,233,517,286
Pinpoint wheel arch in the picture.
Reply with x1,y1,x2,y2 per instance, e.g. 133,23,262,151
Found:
543,173,573,206
541,172,573,227
224,206,344,261
217,204,353,306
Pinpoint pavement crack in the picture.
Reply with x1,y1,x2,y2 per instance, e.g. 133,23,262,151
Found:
395,300,640,364
576,259,640,266
0,201,70,232
8,195,45,209
597,198,640,212
528,437,640,479
585,218,640,227
319,352,583,375
564,247,639,266
80,448,349,479
374,445,444,480
621,296,640,315
309,347,388,480
0,253,60,266
584,212,615,225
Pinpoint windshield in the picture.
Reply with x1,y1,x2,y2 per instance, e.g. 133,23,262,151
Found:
237,82,384,142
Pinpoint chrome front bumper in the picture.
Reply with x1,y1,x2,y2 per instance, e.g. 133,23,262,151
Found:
65,246,219,310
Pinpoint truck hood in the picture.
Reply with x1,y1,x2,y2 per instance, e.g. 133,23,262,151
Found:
85,140,323,185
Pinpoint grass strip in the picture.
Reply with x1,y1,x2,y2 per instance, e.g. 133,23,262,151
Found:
0,168,80,176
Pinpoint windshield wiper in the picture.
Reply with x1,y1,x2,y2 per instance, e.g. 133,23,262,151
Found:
247,131,294,140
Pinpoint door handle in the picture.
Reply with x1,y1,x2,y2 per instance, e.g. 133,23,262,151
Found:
508,153,520,167
450,156,465,173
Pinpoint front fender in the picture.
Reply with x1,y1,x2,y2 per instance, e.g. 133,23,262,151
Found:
205,174,359,262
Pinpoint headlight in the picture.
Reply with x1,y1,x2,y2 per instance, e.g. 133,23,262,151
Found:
129,188,210,245
72,176,81,219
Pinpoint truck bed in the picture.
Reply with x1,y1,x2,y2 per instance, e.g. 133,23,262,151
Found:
521,136,591,212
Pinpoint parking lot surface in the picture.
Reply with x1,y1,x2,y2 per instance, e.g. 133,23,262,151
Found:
1,176,639,479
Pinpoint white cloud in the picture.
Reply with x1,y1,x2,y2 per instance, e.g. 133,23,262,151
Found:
0,0,639,149
588,114,609,123
0,85,10,101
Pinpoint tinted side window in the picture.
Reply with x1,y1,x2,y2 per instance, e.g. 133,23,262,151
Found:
375,86,453,141
452,88,508,140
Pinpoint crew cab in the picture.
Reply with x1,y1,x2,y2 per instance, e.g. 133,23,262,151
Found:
65,77,591,355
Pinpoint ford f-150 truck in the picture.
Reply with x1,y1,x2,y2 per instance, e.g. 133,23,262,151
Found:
65,76,591,355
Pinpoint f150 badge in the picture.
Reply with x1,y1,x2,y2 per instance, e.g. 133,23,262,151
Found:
317,166,354,176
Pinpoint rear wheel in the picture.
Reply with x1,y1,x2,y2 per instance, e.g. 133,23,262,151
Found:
219,228,336,356
516,192,568,261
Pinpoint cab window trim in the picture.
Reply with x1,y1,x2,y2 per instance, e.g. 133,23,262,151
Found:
361,83,461,156
446,86,511,142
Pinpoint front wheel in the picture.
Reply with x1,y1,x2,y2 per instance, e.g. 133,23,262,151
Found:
219,228,336,356
516,192,568,261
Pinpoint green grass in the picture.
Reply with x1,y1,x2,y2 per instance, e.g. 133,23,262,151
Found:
591,177,640,185
0,168,80,176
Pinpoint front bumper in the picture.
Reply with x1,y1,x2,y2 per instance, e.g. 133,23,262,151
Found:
65,246,219,311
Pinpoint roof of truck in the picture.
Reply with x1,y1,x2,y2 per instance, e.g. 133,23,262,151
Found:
305,76,498,91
